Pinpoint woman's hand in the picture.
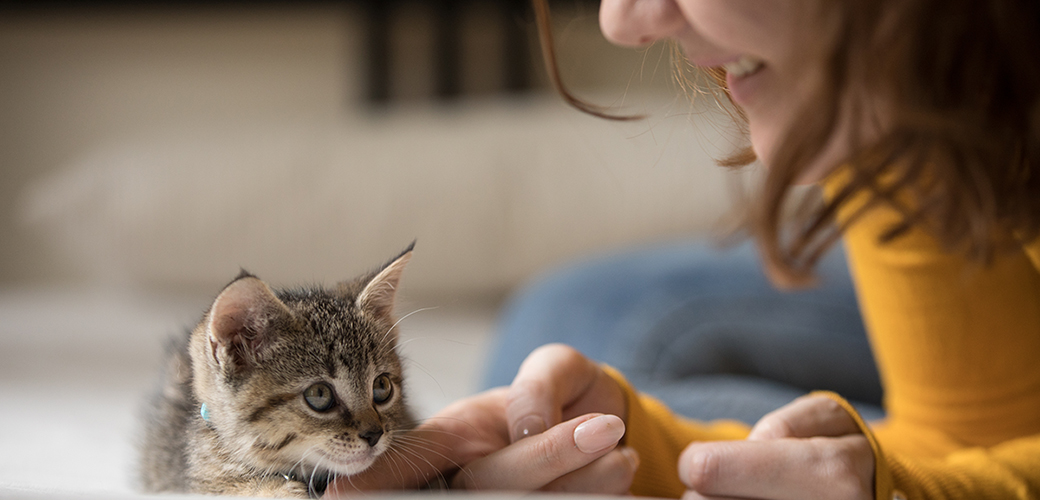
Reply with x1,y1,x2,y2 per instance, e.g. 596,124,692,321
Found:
324,344,636,496
505,343,628,442
679,395,875,500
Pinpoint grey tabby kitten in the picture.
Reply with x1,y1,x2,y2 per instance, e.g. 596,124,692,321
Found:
139,245,418,497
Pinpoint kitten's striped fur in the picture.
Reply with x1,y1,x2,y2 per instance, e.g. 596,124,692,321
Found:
139,245,417,497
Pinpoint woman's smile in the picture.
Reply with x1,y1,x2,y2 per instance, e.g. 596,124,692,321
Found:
723,56,767,107
599,0,810,168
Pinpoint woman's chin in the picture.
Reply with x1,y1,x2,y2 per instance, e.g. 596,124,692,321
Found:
749,125,844,185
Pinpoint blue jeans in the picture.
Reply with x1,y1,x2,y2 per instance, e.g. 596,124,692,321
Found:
482,240,884,424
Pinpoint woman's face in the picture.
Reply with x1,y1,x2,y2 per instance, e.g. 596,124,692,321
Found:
600,0,840,175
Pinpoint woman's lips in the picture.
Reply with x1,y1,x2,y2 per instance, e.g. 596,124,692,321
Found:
724,57,767,107
721,55,764,78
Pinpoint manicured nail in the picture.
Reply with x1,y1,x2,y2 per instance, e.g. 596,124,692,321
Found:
511,415,547,442
573,414,625,454
619,446,640,471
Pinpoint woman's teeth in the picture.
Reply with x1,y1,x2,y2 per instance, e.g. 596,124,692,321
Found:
723,56,764,77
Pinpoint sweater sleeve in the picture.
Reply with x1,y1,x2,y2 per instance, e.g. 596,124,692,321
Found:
609,364,1040,500
812,392,1040,500
824,390,1040,500
823,170,1040,499
883,434,1040,499
599,177,1040,499
602,366,751,498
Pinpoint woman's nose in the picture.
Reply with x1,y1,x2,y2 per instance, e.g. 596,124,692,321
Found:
599,0,687,47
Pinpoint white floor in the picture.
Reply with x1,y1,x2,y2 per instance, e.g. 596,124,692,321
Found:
0,287,498,497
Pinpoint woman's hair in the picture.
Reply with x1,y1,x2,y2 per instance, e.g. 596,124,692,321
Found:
533,0,1040,287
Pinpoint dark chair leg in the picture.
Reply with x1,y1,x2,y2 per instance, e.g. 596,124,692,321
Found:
502,0,531,93
434,0,462,99
362,0,392,104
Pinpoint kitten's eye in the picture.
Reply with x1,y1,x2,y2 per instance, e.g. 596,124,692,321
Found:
372,374,393,405
304,383,335,412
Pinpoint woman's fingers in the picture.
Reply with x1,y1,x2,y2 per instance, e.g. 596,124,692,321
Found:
506,344,626,442
678,436,874,500
328,346,632,497
681,492,746,500
506,344,598,441
541,447,639,494
677,395,874,500
452,413,626,490
746,394,861,440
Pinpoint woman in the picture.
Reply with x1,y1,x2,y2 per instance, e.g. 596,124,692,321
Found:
330,1,1040,498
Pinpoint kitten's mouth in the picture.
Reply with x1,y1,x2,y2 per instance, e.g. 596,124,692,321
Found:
316,450,379,475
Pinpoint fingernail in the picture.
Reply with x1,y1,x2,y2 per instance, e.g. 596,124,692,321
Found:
619,446,640,471
511,415,547,442
574,414,625,454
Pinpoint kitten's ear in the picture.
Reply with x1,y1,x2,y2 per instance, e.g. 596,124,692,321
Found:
356,243,414,320
206,273,292,368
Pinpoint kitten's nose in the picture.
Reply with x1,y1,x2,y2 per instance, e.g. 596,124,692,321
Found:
359,428,383,448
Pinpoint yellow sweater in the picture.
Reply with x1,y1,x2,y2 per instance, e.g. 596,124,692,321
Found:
612,193,1040,498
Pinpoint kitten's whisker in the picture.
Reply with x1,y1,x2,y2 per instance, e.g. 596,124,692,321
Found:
308,452,325,495
398,358,447,398
407,416,488,445
298,445,333,497
386,446,422,488
328,471,340,496
390,445,437,488
378,306,439,356
382,447,407,486
290,446,318,488
389,433,456,452
305,457,317,493
258,463,277,488
289,447,312,474
400,437,484,491
389,425,485,457
400,418,430,428
394,337,422,349
392,441,460,489
390,333,482,355
393,420,475,436
341,473,358,495
391,435,469,485
393,437,467,474
384,307,438,342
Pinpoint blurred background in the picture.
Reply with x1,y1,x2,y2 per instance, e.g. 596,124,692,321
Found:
0,1,748,496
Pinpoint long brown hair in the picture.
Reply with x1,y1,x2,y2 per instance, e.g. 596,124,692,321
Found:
533,0,1040,287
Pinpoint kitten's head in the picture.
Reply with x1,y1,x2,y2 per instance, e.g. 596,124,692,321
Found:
189,245,416,478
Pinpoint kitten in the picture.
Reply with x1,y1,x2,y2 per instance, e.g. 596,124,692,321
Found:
139,244,418,497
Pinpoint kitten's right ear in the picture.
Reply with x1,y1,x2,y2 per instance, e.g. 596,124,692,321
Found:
206,275,292,370
355,242,414,320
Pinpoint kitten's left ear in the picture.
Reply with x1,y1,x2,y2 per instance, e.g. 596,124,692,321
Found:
356,242,414,320
207,274,293,369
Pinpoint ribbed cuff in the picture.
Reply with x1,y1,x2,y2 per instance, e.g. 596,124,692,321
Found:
810,390,898,500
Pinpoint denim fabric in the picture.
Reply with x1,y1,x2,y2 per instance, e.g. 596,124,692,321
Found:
482,240,885,424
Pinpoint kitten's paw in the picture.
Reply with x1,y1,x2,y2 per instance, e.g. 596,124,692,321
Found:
243,477,310,498
281,480,310,498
